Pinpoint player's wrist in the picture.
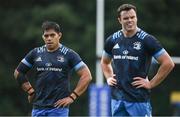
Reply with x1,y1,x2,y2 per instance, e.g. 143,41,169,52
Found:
72,91,79,98
69,95,75,101
26,87,35,96
149,82,153,89
106,77,113,83
29,91,35,96
69,91,79,101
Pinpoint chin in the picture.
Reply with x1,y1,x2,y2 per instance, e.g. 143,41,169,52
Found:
46,45,53,49
127,27,136,32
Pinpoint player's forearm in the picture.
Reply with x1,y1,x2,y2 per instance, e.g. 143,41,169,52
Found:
21,82,34,94
14,69,34,95
101,62,114,80
74,74,91,95
150,60,174,88
71,66,92,99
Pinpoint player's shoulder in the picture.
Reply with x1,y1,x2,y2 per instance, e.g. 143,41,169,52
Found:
112,30,122,40
60,44,81,61
109,30,122,40
136,28,154,40
59,44,70,55
106,30,123,43
33,45,46,53
59,44,78,56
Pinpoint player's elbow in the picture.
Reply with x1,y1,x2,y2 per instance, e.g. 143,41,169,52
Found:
165,59,175,72
85,72,92,83
169,60,175,71
88,75,92,82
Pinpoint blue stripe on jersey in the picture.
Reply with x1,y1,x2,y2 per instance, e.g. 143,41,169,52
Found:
21,58,32,68
74,61,85,71
37,46,46,53
153,48,166,59
112,31,121,39
102,51,112,59
60,47,68,54
137,30,147,40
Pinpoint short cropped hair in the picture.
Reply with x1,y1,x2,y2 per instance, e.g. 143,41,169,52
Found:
117,4,137,17
42,21,61,33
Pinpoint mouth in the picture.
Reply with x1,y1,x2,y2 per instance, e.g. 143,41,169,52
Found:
126,24,135,30
127,23,133,27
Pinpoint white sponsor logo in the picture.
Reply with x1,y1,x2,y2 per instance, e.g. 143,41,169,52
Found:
113,44,120,49
123,50,128,55
114,55,138,61
37,67,62,72
36,57,42,62
45,63,52,67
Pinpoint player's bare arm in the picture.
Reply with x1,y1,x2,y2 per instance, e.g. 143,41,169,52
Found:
149,52,174,88
54,65,92,108
14,69,35,103
101,56,117,86
132,52,174,89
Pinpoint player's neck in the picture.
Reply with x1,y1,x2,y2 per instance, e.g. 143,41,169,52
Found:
123,27,138,38
46,44,60,52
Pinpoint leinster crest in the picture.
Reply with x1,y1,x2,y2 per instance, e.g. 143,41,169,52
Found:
133,42,141,50
57,56,64,62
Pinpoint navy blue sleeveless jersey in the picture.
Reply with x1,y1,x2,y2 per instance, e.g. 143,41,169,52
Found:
17,44,85,108
103,28,166,102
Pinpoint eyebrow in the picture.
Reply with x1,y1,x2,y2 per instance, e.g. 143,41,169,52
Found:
43,33,56,37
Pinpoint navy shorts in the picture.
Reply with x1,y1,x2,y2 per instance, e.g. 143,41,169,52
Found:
32,107,69,117
111,99,152,116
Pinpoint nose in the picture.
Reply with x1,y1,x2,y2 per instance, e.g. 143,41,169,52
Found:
127,18,132,22
47,36,51,40
45,35,52,41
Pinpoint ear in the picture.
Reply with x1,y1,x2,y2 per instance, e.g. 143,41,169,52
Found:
59,32,62,38
42,35,45,40
118,17,122,24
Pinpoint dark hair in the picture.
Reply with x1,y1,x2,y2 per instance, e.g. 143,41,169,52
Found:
42,21,61,33
117,4,137,17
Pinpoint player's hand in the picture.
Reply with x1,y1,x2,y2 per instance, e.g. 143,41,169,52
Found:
28,93,35,103
131,77,151,89
107,76,117,86
54,97,74,108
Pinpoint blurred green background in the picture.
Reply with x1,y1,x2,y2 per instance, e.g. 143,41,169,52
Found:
0,0,180,116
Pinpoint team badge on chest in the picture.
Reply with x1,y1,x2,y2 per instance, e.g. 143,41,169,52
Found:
57,56,65,62
133,42,141,50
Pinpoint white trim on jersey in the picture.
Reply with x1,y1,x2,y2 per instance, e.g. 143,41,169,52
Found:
21,58,32,68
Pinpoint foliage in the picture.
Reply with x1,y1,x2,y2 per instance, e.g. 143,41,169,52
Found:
0,0,179,116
